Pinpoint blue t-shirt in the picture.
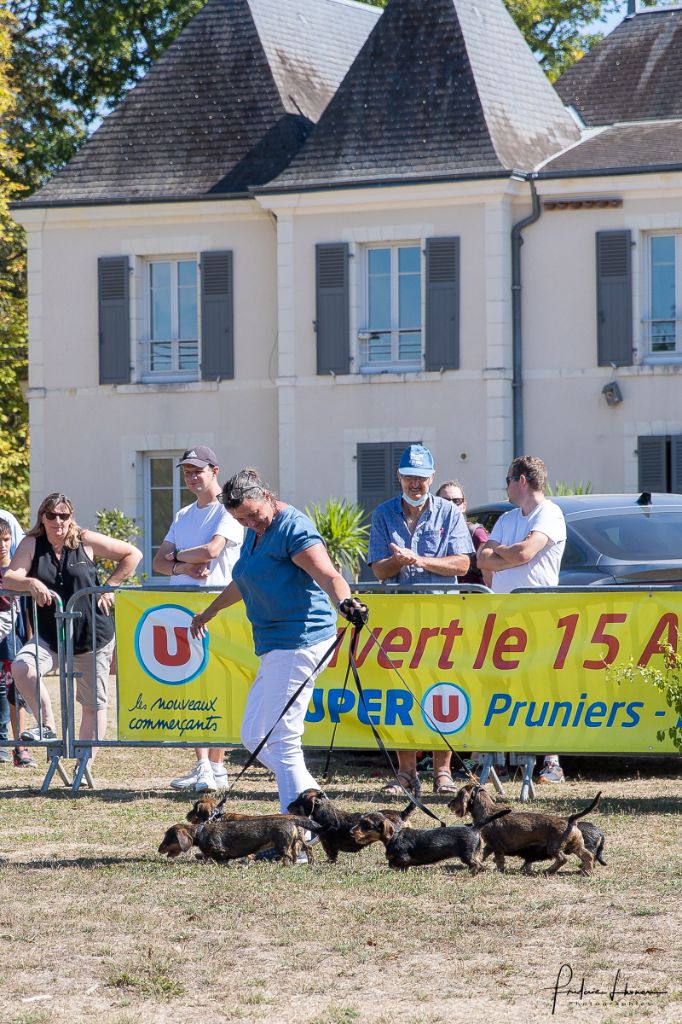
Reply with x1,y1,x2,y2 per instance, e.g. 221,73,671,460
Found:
368,493,474,585
231,506,337,656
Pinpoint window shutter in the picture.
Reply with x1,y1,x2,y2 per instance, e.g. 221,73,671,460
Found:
638,435,668,492
425,237,460,371
201,251,233,380
596,230,633,367
315,243,350,375
670,436,682,493
98,256,130,384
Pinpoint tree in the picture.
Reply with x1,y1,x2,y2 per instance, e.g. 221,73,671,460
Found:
306,499,369,581
504,0,623,79
0,5,29,521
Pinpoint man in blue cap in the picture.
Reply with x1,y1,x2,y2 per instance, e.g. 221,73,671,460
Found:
367,444,473,794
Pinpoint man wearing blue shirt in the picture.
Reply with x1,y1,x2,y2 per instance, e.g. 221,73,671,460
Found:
368,444,473,794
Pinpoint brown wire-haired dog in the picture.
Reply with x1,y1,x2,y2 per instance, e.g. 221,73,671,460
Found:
159,814,323,864
449,783,601,875
287,788,416,863
349,807,511,874
520,821,607,869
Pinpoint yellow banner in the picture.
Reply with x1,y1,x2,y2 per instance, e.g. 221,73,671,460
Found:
115,590,680,752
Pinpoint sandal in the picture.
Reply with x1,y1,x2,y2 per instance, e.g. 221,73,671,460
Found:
382,770,419,795
433,770,458,794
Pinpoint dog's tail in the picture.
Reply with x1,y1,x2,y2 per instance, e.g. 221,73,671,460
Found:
475,808,512,829
399,801,418,821
568,791,601,823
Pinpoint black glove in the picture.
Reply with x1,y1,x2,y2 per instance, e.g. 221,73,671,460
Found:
338,598,369,628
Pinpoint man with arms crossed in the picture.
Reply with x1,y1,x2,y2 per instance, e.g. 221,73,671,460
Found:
153,446,243,792
477,454,567,783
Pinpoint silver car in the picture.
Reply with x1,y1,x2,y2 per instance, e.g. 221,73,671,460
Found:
467,493,682,587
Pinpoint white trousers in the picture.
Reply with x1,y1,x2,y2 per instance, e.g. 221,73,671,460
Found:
240,637,332,812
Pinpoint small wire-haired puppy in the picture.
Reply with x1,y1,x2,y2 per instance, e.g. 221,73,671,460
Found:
449,782,601,875
521,820,607,869
287,788,416,863
159,815,323,864
349,808,511,874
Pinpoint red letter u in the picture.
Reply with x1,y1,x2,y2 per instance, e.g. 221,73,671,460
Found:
433,694,458,723
153,625,191,667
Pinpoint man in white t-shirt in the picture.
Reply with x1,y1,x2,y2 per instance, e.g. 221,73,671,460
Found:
477,455,567,784
152,446,243,792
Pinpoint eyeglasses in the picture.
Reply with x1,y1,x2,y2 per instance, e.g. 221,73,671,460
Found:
44,511,71,522
445,496,464,505
505,475,520,486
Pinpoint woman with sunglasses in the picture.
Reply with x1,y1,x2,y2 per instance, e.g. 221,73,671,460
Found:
190,467,367,815
435,480,490,588
3,493,142,758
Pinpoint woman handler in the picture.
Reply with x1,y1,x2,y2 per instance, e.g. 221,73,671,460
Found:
190,468,367,812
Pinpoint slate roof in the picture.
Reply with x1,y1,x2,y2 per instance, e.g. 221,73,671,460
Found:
23,0,380,207
264,0,580,191
538,120,682,177
555,8,682,127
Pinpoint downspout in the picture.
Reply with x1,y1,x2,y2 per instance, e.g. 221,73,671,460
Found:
511,178,541,456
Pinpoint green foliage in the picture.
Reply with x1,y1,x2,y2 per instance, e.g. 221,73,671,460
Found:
95,507,142,584
305,498,369,581
0,6,28,523
610,642,682,751
546,479,593,495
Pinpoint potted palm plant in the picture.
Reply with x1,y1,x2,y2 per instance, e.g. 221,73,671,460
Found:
305,498,369,582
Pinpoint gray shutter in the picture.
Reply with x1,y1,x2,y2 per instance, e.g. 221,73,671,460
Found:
670,436,682,493
201,251,233,380
638,435,667,492
596,230,633,366
425,237,460,371
315,243,349,375
357,440,416,580
98,256,130,384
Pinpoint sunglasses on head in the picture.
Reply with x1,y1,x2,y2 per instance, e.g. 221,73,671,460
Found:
221,486,263,509
44,511,71,521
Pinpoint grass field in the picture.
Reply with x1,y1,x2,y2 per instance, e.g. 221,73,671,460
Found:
0,695,680,1024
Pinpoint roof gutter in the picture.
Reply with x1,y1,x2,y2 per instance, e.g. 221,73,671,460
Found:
511,177,540,457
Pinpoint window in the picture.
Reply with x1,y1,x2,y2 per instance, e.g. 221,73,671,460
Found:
360,245,422,372
143,259,199,379
646,234,681,356
144,454,193,571
637,434,682,493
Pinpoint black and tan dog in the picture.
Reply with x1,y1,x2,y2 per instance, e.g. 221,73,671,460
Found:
160,812,324,864
349,807,511,874
287,788,417,863
449,782,601,875
520,820,607,869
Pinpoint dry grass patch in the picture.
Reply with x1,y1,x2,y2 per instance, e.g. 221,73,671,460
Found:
0,730,680,1024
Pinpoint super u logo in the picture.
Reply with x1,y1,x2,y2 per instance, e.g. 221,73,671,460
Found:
421,682,470,734
134,604,208,685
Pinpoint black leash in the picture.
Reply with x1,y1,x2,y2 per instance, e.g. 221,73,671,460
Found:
362,626,478,783
345,624,447,826
321,631,355,781
208,627,347,822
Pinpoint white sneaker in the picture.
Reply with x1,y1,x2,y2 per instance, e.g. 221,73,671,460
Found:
195,762,218,792
170,762,215,791
211,766,229,789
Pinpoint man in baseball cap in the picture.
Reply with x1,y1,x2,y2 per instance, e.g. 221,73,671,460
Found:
153,445,243,793
367,443,473,796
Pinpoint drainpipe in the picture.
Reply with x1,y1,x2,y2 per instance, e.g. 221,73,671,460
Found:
511,178,541,457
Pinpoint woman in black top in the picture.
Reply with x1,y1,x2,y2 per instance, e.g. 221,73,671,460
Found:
4,493,141,757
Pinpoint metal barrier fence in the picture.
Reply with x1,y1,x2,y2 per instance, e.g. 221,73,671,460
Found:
0,586,71,792
2,581,679,796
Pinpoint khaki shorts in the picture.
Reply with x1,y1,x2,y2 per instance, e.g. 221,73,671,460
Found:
13,637,115,710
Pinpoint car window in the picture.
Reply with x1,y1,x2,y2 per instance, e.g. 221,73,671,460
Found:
560,536,586,568
570,511,682,561
469,511,503,534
